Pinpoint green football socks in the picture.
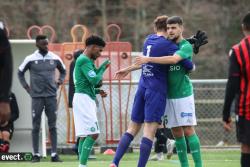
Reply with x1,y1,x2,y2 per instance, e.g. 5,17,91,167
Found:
78,138,85,157
175,136,189,167
79,136,95,165
187,134,202,167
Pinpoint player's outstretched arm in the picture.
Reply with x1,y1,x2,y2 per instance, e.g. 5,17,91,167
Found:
135,54,182,65
114,64,141,79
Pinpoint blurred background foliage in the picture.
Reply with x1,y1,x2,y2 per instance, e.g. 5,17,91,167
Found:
0,0,249,78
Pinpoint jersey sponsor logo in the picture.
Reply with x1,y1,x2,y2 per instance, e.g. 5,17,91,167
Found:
169,65,181,71
180,112,192,117
35,60,38,64
142,64,154,76
88,70,96,77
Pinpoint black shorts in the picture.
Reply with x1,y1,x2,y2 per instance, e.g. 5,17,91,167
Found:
236,116,250,145
0,122,14,139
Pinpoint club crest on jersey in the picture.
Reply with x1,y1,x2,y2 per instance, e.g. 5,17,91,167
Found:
50,59,54,65
88,70,96,77
90,127,96,132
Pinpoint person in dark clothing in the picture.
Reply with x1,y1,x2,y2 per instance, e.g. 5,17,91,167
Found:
0,21,12,126
68,49,83,108
68,49,83,158
0,93,19,153
18,35,66,163
222,12,250,167
149,124,176,161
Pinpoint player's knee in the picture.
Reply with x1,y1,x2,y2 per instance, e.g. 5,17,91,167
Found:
91,134,99,140
2,131,10,138
143,124,157,141
183,126,195,136
127,122,142,136
143,130,156,140
171,127,184,138
126,129,137,137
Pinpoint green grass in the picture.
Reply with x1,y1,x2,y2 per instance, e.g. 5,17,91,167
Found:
0,150,240,167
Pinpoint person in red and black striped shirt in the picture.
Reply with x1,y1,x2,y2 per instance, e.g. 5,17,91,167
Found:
223,12,250,167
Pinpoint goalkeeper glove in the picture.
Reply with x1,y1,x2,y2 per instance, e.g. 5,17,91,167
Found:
193,30,208,54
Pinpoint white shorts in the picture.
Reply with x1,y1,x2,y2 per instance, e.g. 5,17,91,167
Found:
73,93,100,137
165,94,197,128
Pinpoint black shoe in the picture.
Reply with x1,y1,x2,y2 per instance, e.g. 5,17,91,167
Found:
51,154,63,162
32,155,40,163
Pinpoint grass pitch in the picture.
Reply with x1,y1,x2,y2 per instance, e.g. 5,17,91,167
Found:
0,149,240,167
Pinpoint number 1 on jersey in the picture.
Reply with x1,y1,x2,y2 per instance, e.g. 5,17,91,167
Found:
146,45,152,57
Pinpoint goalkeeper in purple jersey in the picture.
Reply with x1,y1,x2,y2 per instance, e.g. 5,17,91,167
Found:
109,15,194,167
